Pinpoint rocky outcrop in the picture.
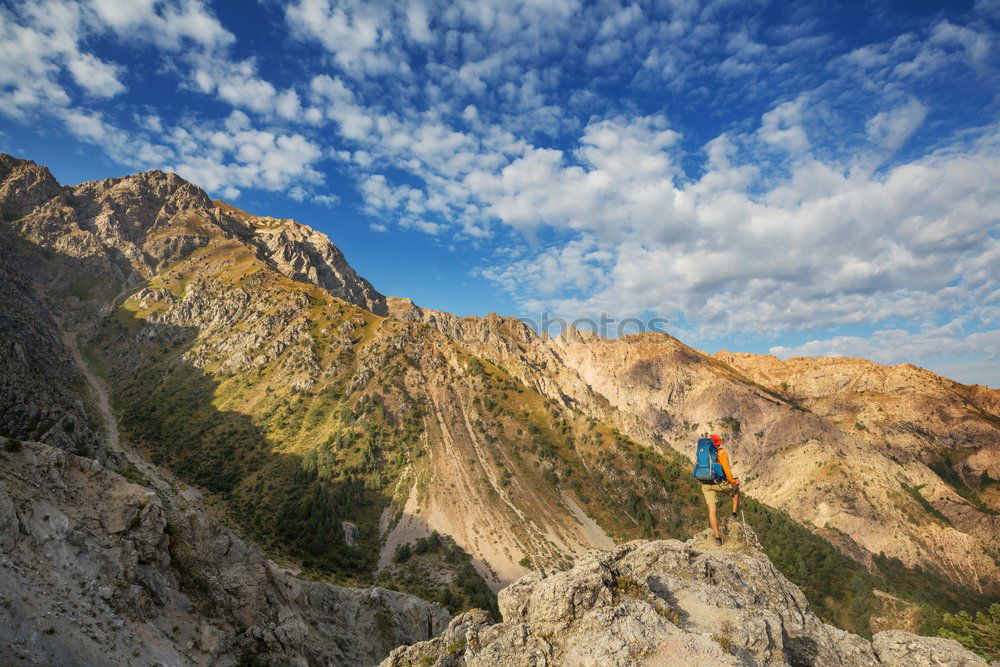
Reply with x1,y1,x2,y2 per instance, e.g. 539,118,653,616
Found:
225,204,387,315
0,155,63,220
381,530,987,667
871,631,989,667
0,437,449,665
0,153,385,314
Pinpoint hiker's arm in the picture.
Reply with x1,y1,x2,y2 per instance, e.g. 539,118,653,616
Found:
717,447,740,485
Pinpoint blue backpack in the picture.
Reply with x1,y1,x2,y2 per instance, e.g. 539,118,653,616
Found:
692,438,725,482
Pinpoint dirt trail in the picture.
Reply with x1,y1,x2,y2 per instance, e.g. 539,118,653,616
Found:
60,325,206,504
61,329,120,452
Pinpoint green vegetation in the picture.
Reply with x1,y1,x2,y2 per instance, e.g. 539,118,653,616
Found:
117,353,419,579
98,268,425,584
928,455,998,515
467,357,486,377
114,464,151,487
3,438,22,453
938,603,1000,661
382,532,499,620
612,575,645,601
716,416,741,436
901,483,952,525
744,497,998,637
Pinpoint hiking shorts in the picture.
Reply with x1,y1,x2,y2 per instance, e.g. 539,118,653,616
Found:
701,480,738,506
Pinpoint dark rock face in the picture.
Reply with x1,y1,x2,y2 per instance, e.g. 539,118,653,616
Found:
0,226,105,460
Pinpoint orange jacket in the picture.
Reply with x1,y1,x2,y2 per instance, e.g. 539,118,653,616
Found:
716,446,739,485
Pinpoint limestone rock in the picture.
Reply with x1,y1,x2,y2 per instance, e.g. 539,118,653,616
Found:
0,438,449,665
383,534,987,667
871,631,989,667
343,520,360,547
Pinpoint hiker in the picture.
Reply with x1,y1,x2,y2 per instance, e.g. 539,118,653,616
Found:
692,433,740,545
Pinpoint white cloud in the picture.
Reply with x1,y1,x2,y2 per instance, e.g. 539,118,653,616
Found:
192,59,320,123
170,128,325,193
313,193,340,207
62,108,110,142
286,0,399,76
759,98,809,154
474,116,1000,338
66,52,125,97
866,98,927,152
0,0,231,118
771,325,1000,364
405,2,433,44
89,0,233,50
770,324,1000,386
930,20,990,65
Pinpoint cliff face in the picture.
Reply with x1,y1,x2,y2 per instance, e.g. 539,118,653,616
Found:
0,436,448,666
1,154,998,663
381,525,988,667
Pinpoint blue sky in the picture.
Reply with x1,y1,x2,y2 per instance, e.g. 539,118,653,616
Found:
1,0,999,386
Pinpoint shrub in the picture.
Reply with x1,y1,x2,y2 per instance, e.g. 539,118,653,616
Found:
938,603,1000,661
4,438,22,453
393,543,412,563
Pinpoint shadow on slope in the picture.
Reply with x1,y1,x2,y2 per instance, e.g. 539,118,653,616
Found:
83,277,497,618
91,302,394,581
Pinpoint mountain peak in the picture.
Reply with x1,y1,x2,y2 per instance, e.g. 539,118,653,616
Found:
0,155,386,315
0,153,64,221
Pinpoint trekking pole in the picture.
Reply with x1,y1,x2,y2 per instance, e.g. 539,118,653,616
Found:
740,507,748,546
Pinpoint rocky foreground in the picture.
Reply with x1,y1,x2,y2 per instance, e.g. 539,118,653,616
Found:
0,437,448,665
382,521,988,667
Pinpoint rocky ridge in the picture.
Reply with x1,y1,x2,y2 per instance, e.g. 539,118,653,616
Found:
0,154,385,316
381,525,988,667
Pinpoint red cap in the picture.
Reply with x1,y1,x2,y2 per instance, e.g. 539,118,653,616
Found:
709,434,723,445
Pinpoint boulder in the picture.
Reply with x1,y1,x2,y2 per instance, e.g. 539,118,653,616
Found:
872,631,988,667
382,531,987,667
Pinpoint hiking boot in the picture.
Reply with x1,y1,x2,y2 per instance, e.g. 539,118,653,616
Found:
714,536,723,546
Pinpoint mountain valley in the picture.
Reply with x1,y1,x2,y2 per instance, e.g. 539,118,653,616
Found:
1,154,998,664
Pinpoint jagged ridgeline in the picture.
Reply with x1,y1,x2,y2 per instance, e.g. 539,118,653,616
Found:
1,154,996,648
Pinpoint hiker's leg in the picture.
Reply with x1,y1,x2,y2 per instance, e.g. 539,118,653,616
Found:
707,499,720,538
732,487,740,513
